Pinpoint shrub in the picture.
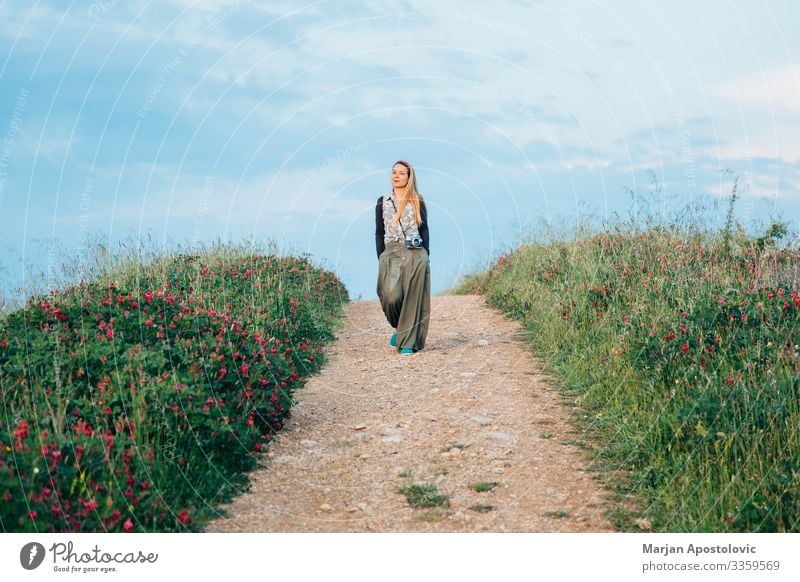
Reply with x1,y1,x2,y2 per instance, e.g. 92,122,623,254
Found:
454,228,800,531
0,251,348,532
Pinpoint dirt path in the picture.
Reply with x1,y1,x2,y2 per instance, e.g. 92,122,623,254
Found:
206,295,612,532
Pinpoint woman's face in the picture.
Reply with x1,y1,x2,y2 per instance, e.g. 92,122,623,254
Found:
392,164,410,190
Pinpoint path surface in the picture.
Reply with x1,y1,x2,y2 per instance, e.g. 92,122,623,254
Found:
206,295,612,532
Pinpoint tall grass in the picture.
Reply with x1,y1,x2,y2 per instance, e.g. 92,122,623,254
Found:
453,215,800,532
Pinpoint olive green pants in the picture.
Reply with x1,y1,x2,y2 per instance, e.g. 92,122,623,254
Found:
377,241,431,352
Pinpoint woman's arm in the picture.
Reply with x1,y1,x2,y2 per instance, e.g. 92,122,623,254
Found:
419,199,430,256
375,196,385,258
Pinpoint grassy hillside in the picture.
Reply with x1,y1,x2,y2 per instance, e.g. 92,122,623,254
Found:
0,244,348,532
453,224,799,532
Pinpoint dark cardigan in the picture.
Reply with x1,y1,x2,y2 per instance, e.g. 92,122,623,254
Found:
374,195,430,258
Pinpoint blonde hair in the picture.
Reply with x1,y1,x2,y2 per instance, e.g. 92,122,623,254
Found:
392,160,423,225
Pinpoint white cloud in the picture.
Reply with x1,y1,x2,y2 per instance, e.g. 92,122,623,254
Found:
704,171,800,202
706,123,800,165
712,64,800,116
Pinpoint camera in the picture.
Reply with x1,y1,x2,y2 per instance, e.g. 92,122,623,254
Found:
405,235,424,249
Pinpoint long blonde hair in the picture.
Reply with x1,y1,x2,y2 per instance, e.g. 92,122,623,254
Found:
392,160,423,225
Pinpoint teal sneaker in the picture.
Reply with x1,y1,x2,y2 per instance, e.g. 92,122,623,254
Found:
390,332,397,347
400,348,414,355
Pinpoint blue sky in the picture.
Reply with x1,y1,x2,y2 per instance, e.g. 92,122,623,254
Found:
1,0,799,302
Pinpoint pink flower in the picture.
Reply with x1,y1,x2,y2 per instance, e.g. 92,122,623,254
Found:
123,518,134,532
177,510,191,524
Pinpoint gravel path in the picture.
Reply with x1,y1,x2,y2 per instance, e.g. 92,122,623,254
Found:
206,295,612,532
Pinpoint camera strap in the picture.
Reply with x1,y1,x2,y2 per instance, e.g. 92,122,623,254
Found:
389,197,408,239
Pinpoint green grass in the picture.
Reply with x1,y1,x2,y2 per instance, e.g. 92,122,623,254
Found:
413,509,447,522
469,481,499,493
399,483,450,508
451,219,800,532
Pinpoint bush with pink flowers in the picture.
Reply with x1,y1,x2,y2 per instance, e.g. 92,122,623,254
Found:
0,248,348,531
454,223,800,532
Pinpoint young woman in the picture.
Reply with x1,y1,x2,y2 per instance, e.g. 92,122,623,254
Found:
374,160,431,355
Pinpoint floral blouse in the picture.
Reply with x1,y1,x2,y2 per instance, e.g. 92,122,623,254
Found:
383,194,422,244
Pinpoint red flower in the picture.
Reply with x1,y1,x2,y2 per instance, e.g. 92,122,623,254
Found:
14,419,29,440
0,340,7,348
123,518,134,532
177,510,191,524
28,510,38,520
681,344,689,353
